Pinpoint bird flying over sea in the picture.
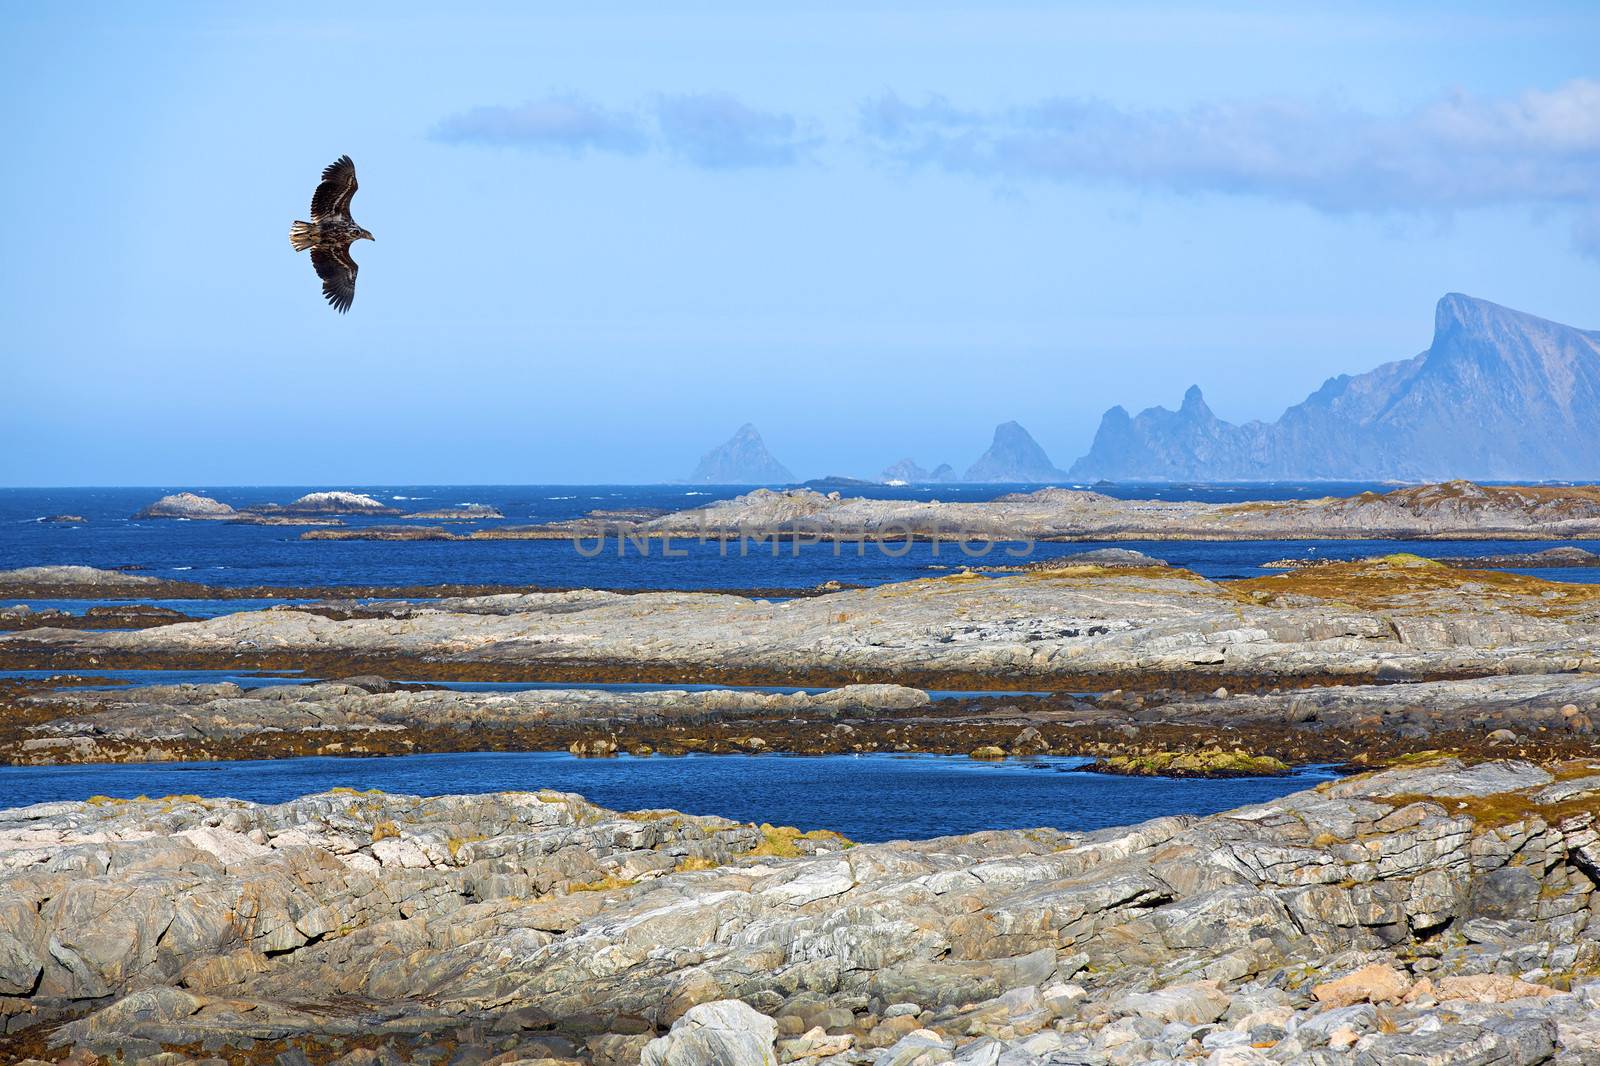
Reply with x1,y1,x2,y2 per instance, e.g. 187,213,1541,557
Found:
288,155,374,313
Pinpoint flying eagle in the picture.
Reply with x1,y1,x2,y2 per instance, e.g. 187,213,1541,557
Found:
288,155,374,313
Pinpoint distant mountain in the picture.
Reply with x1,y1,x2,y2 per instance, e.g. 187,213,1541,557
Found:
964,422,1068,482
688,424,795,484
1069,294,1600,481
881,458,956,484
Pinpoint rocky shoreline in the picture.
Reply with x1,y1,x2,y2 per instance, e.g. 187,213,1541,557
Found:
5,672,1600,774
4,757,1600,1063
7,556,1598,687
5,555,1598,781
0,566,857,605
5,538,1600,1063
368,481,1600,543
0,604,194,632
1266,546,1600,571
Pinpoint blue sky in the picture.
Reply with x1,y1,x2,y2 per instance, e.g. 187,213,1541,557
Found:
3,1,1597,485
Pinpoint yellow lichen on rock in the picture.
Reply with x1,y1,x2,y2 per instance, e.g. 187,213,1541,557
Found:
749,823,852,858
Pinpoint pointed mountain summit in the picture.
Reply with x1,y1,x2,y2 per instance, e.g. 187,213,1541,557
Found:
1069,294,1600,481
964,421,1068,482
688,424,795,484
881,458,957,483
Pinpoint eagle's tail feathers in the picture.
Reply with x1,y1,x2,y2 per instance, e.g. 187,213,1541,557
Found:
289,221,315,252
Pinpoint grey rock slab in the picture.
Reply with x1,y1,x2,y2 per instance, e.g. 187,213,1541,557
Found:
1351,1016,1558,1066
641,999,778,1065
2,759,1594,1061
12,561,1600,684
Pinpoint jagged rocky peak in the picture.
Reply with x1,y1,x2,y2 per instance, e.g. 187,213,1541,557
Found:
964,421,1067,482
881,458,956,483
688,423,795,484
1069,293,1600,481
1179,384,1212,416
881,458,927,483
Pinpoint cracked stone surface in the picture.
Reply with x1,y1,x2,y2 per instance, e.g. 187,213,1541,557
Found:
7,556,1600,684
5,757,1600,1063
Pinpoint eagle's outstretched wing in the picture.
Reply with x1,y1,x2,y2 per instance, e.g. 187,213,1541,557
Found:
310,155,358,221
310,245,358,313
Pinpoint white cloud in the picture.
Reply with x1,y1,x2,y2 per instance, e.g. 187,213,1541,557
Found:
433,93,816,169
655,93,818,169
430,95,648,155
861,80,1600,238
432,81,1600,256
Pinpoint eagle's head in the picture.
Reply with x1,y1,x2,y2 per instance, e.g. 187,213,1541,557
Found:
359,228,375,242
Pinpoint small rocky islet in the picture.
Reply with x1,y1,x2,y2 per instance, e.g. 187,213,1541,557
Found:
5,482,1600,1061
129,491,502,527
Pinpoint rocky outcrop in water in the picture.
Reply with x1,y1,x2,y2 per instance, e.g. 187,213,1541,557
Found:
249,491,401,516
305,524,458,541
6,680,932,764
5,758,1600,1063
7,556,1600,685
963,421,1067,482
974,547,1168,571
229,481,1600,543
401,503,505,520
1437,547,1600,569
1070,294,1600,481
132,493,351,526
689,424,796,484
609,480,1600,542
0,603,190,633
0,565,827,604
0,565,162,589
132,492,240,520
9,670,1600,772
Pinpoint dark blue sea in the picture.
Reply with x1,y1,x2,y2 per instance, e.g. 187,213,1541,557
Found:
0,751,1336,841
3,484,1597,599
